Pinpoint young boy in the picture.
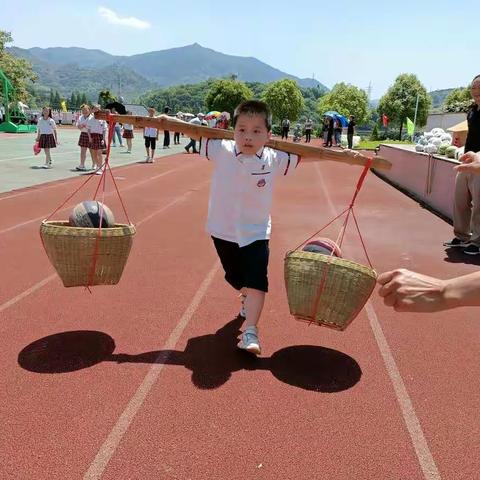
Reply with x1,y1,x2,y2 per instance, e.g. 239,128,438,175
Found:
193,100,301,355
144,107,159,163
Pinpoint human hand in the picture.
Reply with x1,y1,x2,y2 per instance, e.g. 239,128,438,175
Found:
377,268,448,313
454,151,480,174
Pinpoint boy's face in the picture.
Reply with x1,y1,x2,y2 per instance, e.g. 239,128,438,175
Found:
234,113,271,155
148,108,155,116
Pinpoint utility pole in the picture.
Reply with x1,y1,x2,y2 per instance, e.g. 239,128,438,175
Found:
412,92,420,141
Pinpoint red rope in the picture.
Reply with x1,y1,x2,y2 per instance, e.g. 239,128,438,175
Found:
296,158,374,323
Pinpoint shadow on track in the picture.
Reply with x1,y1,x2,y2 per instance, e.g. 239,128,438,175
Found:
18,318,362,393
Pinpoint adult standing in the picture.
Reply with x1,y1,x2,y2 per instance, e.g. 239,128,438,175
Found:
163,106,171,149
184,113,205,153
443,74,480,254
334,116,343,147
304,118,313,143
347,115,356,149
326,117,334,147
281,118,290,140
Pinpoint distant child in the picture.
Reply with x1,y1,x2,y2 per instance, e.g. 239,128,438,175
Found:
75,104,92,171
87,104,105,174
35,106,58,169
174,112,182,145
144,107,158,163
122,111,134,153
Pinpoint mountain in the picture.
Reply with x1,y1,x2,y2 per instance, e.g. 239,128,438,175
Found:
8,43,327,100
429,88,455,109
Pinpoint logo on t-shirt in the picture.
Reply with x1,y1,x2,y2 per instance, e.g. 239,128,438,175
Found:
257,179,266,187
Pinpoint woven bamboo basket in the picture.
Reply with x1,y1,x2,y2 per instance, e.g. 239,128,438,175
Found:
40,221,136,287
284,250,377,331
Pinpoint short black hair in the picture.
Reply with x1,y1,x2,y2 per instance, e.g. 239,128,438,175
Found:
233,100,272,131
472,74,480,84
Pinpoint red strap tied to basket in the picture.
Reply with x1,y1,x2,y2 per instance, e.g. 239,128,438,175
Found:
292,158,374,323
41,113,133,291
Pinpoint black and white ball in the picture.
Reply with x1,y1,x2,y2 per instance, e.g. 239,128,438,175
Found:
69,201,115,228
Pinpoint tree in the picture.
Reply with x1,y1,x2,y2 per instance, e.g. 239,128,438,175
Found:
316,82,369,125
98,90,116,107
205,79,253,116
53,91,61,109
0,31,37,104
262,79,304,123
443,87,472,113
377,74,431,139
80,93,88,105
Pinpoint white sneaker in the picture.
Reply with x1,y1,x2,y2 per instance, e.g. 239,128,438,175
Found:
146,157,154,163
95,167,104,175
239,293,247,318
145,155,150,162
42,163,52,169
237,326,261,355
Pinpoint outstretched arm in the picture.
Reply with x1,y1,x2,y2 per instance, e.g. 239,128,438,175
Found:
377,268,480,312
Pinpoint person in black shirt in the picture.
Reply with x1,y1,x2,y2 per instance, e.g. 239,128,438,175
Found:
347,115,356,149
444,74,480,254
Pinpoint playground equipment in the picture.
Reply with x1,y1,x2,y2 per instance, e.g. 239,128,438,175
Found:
0,68,36,133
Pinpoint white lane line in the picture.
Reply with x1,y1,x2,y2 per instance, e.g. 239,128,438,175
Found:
314,163,441,480
83,260,220,480
365,303,441,480
0,162,197,235
0,180,209,313
0,274,57,313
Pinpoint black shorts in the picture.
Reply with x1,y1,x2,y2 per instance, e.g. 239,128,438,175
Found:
212,237,269,292
144,136,156,150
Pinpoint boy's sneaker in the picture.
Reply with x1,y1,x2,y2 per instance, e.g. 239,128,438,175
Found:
75,165,86,171
443,237,468,247
146,157,154,163
463,244,480,255
145,155,150,162
237,326,261,355
42,163,52,169
239,293,247,318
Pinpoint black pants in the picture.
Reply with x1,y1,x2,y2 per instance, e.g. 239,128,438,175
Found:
174,132,180,144
185,138,197,153
212,237,269,292
305,130,312,143
144,136,156,150
163,130,170,147
347,133,354,149
327,131,333,147
281,127,289,140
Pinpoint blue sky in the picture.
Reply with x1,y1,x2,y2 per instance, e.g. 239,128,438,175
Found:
3,0,478,98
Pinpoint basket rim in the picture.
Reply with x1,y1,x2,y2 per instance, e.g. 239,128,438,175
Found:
285,249,377,277
41,219,135,232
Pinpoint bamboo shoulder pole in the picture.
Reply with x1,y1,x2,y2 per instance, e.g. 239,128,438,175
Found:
95,112,391,170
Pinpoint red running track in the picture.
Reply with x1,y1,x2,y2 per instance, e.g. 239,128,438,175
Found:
1,151,479,480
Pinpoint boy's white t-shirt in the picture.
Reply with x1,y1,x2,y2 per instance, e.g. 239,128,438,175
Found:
199,138,300,247
37,117,56,134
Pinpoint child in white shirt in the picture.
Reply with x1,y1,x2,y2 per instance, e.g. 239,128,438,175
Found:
35,106,58,169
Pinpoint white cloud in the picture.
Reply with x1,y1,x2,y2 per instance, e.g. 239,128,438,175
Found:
98,6,151,30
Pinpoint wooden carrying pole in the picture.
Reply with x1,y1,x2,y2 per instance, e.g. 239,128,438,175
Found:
95,112,391,170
